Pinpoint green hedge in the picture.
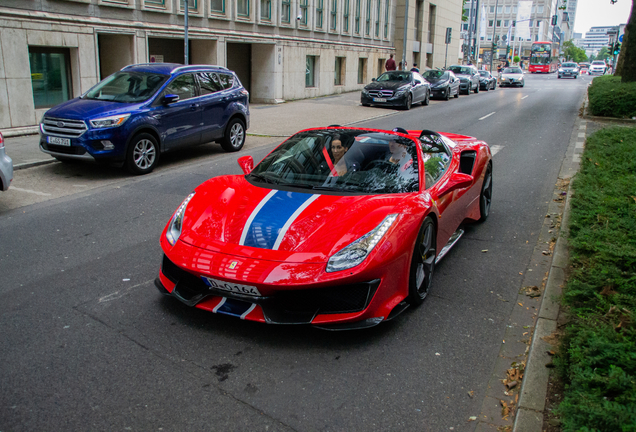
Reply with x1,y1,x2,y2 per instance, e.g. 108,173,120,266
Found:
587,75,636,119
557,126,636,431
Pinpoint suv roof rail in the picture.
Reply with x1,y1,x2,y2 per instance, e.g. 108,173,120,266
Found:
171,64,229,73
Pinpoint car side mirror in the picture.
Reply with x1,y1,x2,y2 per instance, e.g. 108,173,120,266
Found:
238,155,254,174
436,172,474,197
162,94,179,104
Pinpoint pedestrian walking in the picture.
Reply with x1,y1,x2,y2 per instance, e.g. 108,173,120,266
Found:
385,54,396,71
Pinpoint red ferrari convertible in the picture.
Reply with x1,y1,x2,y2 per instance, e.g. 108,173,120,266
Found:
156,127,493,330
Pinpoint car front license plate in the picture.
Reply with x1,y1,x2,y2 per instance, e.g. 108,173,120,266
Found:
202,276,262,296
47,136,71,146
373,97,387,102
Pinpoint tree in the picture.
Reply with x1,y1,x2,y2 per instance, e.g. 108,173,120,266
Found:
562,40,589,62
597,46,611,61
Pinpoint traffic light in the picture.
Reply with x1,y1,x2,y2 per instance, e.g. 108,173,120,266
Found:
613,42,621,55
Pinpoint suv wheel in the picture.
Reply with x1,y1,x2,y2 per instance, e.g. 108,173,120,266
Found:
221,118,246,152
474,83,480,93
126,133,159,175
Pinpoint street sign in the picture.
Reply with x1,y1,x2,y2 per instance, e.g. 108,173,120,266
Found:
619,34,624,42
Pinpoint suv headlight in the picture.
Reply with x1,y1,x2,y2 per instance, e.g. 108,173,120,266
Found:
90,113,131,129
166,192,195,246
326,214,398,272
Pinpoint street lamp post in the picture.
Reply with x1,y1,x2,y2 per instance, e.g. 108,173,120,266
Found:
184,0,189,65
489,0,500,72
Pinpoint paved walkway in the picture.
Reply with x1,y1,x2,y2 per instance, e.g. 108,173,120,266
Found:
2,91,402,170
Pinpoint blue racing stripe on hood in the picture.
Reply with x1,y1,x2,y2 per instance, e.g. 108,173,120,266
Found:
241,190,316,249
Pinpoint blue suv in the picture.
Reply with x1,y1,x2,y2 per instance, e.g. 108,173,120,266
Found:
39,63,250,174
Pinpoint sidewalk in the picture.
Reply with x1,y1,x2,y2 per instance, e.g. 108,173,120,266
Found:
1,91,400,170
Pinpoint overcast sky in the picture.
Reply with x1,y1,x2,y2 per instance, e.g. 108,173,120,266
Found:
573,0,632,34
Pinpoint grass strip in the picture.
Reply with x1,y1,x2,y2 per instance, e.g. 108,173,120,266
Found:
556,126,636,431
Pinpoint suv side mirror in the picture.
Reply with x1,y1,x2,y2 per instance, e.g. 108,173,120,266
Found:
162,94,179,105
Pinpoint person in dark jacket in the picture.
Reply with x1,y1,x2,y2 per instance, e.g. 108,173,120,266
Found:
385,54,396,71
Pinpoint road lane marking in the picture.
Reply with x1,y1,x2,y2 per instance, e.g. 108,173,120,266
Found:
490,145,503,156
479,112,496,120
522,96,529,99
9,187,52,196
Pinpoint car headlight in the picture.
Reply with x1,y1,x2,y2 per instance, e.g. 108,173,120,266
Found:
394,86,409,96
166,192,195,246
558,68,564,72
90,113,131,129
326,214,398,273
362,88,370,96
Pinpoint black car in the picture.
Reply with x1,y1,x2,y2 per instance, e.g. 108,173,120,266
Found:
421,70,460,100
361,71,431,110
447,65,480,95
478,70,497,91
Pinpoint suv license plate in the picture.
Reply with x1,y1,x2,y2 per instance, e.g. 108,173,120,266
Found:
47,136,71,146
373,97,387,102
202,276,262,296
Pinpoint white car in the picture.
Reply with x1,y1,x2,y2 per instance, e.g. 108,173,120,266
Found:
0,132,14,192
558,62,580,79
589,61,607,75
499,67,525,87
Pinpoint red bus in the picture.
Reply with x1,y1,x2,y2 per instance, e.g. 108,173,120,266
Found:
529,41,559,73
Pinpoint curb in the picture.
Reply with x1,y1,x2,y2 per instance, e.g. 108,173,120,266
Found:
14,160,56,171
0,126,39,138
511,105,587,431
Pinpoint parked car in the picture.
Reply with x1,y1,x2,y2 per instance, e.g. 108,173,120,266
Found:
156,126,493,329
558,62,580,79
447,65,480,94
589,61,607,75
498,67,525,87
421,70,460,100
478,70,497,90
579,63,590,75
0,132,13,192
361,71,431,110
39,63,250,175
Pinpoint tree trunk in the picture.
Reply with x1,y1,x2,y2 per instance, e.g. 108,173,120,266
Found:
618,0,636,81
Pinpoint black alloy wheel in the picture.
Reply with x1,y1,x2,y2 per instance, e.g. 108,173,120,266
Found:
126,132,159,175
221,118,246,152
408,217,437,306
404,94,412,110
465,84,471,95
454,87,459,98
479,163,493,222
423,90,430,106
474,82,480,93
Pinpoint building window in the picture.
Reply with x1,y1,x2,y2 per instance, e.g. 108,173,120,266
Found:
237,0,249,16
365,0,371,35
496,5,502,14
358,57,367,83
488,20,493,27
281,0,290,22
489,5,494,13
299,0,308,24
210,0,224,12
179,0,198,12
538,5,544,13
29,47,72,109
145,0,165,6
335,56,345,85
496,20,501,27
306,55,317,87
462,23,468,31
330,0,337,30
537,20,541,27
375,0,381,36
528,21,532,27
531,6,535,13
261,0,271,19
513,6,517,13
384,0,389,37
355,0,361,34
316,0,324,28
504,19,508,27
343,0,350,31
504,5,510,13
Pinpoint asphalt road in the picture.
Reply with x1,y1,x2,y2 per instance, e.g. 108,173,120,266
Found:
0,72,589,431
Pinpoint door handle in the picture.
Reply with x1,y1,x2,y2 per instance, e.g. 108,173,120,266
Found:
190,103,199,110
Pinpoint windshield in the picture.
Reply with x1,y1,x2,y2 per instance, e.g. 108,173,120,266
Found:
592,61,605,65
422,70,447,80
248,129,419,194
503,68,522,74
376,72,412,82
562,63,577,68
84,72,169,103
448,66,474,75
479,71,490,77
